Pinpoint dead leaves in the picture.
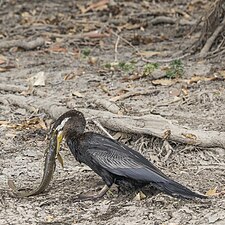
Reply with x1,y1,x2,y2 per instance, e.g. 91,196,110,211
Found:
78,0,110,14
0,117,47,131
0,55,7,65
47,44,68,54
64,69,84,80
72,91,84,98
133,191,146,201
151,74,224,86
181,133,197,140
31,71,46,87
0,55,16,72
206,187,225,197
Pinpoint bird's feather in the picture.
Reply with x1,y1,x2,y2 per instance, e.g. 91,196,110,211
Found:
78,133,205,199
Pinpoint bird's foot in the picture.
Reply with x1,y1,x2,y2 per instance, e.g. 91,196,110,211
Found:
73,185,110,202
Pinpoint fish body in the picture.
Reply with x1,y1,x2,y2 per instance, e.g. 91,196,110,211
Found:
8,134,58,197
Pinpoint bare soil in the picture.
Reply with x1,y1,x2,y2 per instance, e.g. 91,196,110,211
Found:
0,1,224,225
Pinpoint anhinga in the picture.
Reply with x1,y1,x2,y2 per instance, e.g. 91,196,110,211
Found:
53,110,206,201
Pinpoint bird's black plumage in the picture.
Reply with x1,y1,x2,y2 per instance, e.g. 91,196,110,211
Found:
54,110,206,200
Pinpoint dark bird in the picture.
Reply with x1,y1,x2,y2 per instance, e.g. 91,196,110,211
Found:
53,110,206,201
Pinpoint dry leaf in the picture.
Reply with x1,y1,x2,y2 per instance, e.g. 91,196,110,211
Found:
206,187,217,196
64,73,76,80
0,67,7,72
99,84,111,95
72,91,84,98
0,55,7,64
0,121,10,125
219,70,225,77
133,191,146,201
46,215,54,223
113,132,123,140
163,130,171,139
181,87,189,96
48,44,67,53
81,0,109,14
181,133,197,140
189,75,222,84
88,56,98,65
38,118,47,130
64,69,84,80
206,187,225,196
110,95,123,102
6,117,48,130
32,71,46,86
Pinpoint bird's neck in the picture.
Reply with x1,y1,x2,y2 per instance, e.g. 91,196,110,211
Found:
66,133,81,161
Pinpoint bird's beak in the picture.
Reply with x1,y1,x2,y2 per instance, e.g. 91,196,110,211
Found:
56,130,63,155
56,131,64,168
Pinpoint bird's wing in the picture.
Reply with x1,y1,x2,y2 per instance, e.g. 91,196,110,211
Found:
85,134,169,183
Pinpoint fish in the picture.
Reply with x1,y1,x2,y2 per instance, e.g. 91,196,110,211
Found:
8,132,63,197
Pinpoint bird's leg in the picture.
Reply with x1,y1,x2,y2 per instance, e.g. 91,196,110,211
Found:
73,185,110,202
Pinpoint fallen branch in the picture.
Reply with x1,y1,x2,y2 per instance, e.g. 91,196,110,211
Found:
79,109,225,149
2,94,225,149
0,37,45,50
43,105,225,149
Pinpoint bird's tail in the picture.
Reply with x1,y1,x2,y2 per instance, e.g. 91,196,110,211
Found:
153,179,207,199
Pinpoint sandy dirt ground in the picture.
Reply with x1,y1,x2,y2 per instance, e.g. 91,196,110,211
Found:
0,1,225,225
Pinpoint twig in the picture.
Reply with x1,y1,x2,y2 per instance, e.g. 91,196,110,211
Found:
150,97,182,112
141,52,191,63
114,35,120,62
92,119,114,139
35,4,45,22
161,140,174,162
109,90,160,102
111,30,141,57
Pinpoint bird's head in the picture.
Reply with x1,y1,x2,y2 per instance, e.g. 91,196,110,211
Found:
51,110,86,154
